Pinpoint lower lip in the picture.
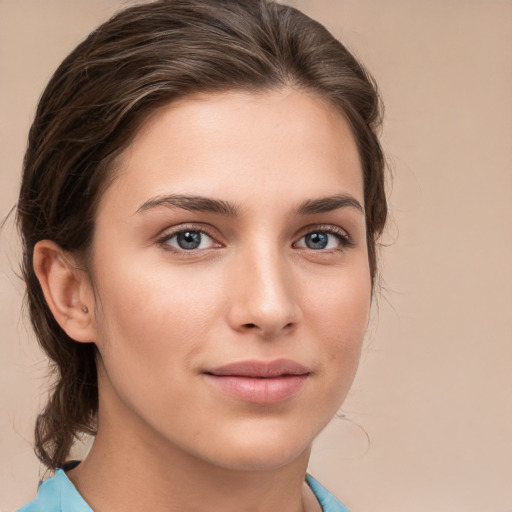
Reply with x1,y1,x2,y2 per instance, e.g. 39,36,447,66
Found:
204,374,309,404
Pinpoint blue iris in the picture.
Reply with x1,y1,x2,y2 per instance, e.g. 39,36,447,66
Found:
305,232,329,249
176,231,202,250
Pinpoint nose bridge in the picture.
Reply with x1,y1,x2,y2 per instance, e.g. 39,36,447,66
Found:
228,238,299,336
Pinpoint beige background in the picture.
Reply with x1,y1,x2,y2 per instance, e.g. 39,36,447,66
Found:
1,1,511,511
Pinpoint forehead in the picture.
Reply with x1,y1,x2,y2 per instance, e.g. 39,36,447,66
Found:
101,88,363,216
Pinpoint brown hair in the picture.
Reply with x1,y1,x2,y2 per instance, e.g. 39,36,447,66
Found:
17,0,387,469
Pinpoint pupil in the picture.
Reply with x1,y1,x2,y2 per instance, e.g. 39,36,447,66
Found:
177,231,201,250
306,232,328,249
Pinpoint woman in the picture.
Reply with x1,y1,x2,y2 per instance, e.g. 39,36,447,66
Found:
16,0,387,510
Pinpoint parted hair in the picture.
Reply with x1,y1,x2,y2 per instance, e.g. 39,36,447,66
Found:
17,0,387,469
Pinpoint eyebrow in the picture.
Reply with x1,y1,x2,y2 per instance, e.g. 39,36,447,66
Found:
136,194,239,217
296,194,364,215
135,193,363,217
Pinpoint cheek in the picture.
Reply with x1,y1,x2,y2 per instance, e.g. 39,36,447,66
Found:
90,261,229,431
91,257,226,373
304,264,371,377
307,261,370,327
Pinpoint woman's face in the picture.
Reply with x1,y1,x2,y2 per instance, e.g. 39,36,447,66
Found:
87,88,371,471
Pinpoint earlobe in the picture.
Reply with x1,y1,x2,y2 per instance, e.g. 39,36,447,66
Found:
33,240,97,343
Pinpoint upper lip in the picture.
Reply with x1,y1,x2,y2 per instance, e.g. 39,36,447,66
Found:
204,359,310,378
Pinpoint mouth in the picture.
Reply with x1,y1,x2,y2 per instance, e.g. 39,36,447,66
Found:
203,359,311,404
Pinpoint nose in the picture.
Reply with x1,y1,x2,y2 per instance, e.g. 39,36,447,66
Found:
226,246,301,338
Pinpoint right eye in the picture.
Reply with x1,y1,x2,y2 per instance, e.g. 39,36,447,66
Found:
161,229,216,251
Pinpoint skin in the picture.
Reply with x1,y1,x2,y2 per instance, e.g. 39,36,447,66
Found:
34,88,371,512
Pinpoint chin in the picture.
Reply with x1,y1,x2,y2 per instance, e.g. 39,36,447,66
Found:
195,422,314,472
208,446,310,472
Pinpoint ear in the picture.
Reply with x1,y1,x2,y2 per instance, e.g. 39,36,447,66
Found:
33,240,98,343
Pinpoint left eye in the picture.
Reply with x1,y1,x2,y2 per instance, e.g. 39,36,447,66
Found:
163,230,215,251
295,231,345,250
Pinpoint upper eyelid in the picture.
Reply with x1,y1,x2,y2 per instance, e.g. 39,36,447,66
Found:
157,223,219,239
295,223,351,238
155,223,353,246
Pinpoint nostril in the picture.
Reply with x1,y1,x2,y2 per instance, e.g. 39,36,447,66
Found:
241,321,295,335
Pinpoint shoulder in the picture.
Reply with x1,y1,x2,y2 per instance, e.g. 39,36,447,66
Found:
306,474,351,512
16,469,92,512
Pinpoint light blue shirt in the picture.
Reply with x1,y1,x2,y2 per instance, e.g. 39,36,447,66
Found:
18,469,350,512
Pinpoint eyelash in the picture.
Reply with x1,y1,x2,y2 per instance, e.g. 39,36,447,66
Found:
294,225,354,252
157,225,220,255
157,224,354,254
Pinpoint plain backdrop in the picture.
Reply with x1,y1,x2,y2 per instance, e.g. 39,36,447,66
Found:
1,1,511,511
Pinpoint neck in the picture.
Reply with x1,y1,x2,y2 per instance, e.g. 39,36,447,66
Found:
69,433,314,512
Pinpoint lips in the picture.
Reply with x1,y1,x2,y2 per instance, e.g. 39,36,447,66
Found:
203,359,310,404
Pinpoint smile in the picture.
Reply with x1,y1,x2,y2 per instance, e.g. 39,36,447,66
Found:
203,359,310,404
